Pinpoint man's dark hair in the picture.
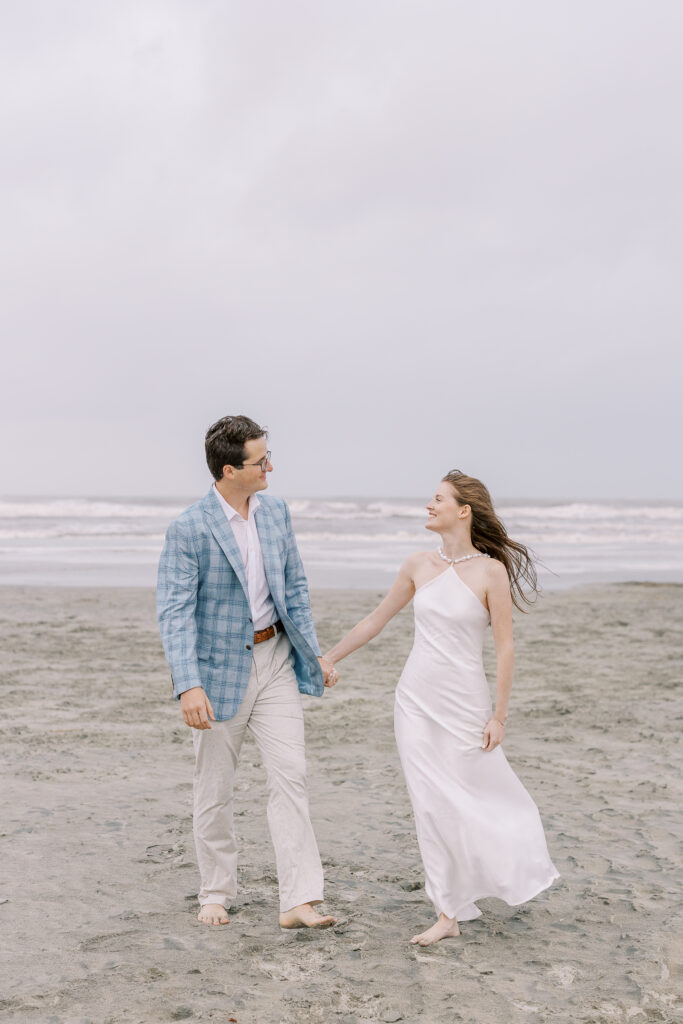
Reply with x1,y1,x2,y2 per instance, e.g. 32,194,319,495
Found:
205,415,267,481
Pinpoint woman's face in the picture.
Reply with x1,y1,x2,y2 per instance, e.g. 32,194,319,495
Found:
425,481,463,532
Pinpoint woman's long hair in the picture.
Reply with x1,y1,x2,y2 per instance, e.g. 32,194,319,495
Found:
442,470,538,610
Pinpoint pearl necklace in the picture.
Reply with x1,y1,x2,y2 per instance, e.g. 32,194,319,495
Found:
437,548,490,565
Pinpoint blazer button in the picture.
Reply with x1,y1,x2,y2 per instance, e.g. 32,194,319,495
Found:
246,644,252,651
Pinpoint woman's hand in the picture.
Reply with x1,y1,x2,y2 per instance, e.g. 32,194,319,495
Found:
482,718,505,751
319,656,339,687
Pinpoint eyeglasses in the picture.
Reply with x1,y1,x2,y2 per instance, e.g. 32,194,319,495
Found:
236,451,271,472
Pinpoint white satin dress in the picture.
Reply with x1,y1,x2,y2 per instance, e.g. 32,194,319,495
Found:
394,565,559,921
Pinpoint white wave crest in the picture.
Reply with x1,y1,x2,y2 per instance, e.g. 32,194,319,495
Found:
0,527,168,540
296,530,425,544
500,503,683,522
290,500,427,520
0,499,185,519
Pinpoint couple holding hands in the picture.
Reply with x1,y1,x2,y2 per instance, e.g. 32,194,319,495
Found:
157,415,558,947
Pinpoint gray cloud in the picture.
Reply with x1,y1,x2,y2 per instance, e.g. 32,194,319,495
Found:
2,1,681,499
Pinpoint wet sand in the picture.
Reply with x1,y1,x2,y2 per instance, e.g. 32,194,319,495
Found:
0,584,681,1023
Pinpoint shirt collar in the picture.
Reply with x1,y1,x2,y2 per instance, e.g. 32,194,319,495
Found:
214,485,260,521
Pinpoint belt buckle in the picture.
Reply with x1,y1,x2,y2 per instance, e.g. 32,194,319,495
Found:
254,620,281,645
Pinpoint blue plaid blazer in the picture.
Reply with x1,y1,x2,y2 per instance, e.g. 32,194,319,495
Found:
157,486,323,720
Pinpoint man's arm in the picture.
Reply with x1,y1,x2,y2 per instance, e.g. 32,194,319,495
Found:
157,519,204,698
157,520,216,728
281,502,324,662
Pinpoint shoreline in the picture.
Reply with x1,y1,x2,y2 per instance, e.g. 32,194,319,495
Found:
1,575,683,591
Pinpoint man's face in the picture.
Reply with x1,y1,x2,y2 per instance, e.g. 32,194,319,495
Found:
231,436,273,493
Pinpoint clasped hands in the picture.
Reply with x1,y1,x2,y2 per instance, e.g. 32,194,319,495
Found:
318,656,339,688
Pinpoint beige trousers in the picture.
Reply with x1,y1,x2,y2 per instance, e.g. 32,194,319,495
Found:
192,630,324,913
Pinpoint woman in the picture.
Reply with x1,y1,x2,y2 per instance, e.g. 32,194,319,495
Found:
325,471,559,946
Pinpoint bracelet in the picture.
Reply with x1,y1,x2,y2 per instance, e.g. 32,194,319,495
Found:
494,717,507,726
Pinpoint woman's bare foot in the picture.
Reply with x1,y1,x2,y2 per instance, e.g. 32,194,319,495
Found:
279,902,338,929
197,903,229,926
410,913,460,946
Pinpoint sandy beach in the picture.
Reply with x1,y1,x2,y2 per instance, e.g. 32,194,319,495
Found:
0,583,681,1024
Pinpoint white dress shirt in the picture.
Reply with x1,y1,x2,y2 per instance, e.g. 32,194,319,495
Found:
214,486,278,631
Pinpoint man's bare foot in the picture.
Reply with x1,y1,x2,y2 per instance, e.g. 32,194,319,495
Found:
197,903,229,926
279,902,338,929
410,913,460,946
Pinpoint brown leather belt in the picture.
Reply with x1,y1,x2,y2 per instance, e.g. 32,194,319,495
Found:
253,620,284,645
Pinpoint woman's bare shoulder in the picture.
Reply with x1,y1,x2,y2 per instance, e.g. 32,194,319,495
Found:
404,549,436,567
485,556,510,584
400,549,436,576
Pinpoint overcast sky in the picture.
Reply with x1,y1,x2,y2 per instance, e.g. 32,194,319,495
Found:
2,1,682,500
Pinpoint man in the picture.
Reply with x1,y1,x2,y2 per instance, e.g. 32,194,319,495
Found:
157,414,338,928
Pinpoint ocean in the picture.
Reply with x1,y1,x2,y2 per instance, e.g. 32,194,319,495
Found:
1,495,682,590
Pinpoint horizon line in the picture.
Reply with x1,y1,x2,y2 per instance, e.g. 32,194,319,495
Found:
1,493,683,504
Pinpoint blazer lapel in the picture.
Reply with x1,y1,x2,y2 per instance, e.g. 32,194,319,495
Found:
202,487,249,598
254,501,285,603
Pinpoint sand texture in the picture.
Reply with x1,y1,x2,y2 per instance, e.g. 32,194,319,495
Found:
0,584,681,1024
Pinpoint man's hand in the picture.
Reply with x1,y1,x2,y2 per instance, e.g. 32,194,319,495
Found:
180,687,216,729
318,656,339,688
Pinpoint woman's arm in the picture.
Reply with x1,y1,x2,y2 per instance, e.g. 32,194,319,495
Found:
325,554,418,665
482,559,514,752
